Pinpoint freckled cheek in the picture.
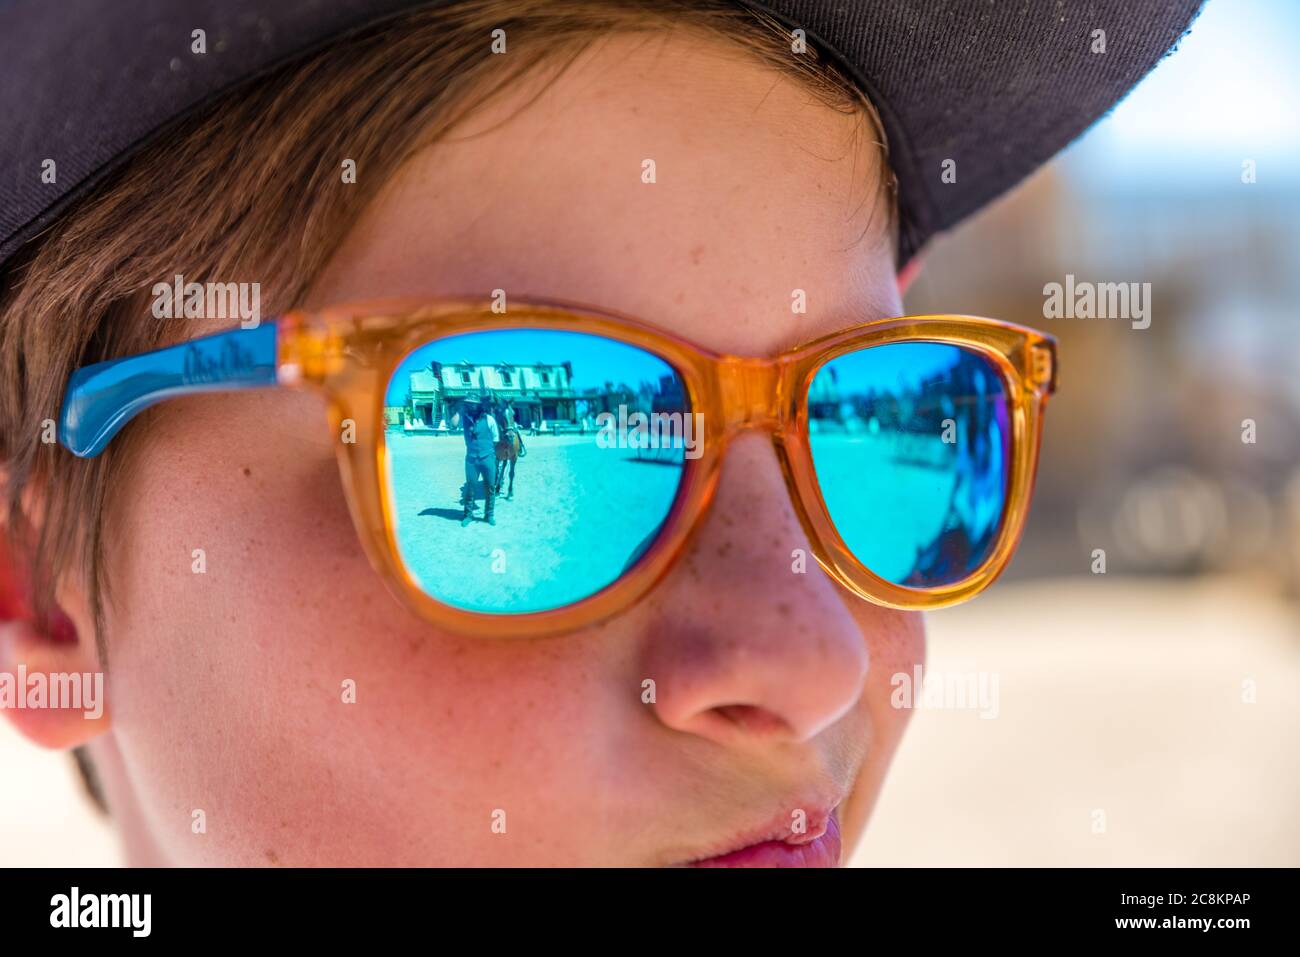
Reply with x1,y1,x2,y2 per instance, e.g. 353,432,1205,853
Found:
99,430,386,838
114,439,614,849
109,405,648,862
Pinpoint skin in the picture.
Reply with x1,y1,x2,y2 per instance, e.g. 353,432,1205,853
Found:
1,28,922,865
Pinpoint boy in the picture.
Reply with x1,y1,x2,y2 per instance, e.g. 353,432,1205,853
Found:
0,0,1200,866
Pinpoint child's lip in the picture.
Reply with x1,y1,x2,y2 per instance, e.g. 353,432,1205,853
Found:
682,806,842,868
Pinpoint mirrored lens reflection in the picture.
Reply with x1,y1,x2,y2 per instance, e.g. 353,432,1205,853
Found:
807,342,1010,587
383,328,693,614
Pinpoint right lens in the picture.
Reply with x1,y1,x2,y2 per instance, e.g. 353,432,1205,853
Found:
382,328,694,615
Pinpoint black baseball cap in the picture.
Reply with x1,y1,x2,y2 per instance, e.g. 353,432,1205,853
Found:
0,0,1205,270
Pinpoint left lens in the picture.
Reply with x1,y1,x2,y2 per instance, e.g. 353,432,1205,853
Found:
382,328,692,614
807,342,1010,588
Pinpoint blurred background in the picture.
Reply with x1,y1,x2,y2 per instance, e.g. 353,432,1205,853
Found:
857,0,1300,866
3,0,1297,866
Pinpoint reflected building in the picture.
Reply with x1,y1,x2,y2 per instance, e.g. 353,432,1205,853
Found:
389,360,578,430
388,359,689,434
578,373,686,418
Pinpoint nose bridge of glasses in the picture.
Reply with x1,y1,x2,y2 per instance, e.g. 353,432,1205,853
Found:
716,356,781,433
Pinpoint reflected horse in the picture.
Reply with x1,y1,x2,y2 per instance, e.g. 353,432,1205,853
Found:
494,429,523,499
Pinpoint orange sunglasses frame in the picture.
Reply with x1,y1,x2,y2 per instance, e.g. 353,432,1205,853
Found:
272,296,1056,638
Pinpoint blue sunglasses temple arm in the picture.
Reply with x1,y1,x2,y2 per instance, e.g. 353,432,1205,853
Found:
59,323,281,458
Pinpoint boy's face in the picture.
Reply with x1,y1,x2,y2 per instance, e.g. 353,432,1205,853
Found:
74,30,922,865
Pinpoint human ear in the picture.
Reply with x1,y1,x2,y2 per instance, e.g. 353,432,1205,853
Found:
897,256,923,297
0,482,111,749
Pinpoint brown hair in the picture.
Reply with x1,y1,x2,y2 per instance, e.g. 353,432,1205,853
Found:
0,0,894,807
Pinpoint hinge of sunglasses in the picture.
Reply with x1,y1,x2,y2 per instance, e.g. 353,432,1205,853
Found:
275,312,347,386
1028,341,1057,395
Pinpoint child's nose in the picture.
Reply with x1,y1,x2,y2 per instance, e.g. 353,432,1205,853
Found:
639,433,870,747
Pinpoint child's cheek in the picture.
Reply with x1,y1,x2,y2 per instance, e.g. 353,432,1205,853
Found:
839,603,925,851
104,394,619,863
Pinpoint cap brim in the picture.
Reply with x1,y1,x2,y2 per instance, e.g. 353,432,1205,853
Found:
0,0,1205,270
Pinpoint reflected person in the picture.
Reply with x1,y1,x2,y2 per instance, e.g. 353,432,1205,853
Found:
451,397,498,527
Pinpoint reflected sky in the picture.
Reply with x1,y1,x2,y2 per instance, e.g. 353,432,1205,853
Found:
1066,0,1300,191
